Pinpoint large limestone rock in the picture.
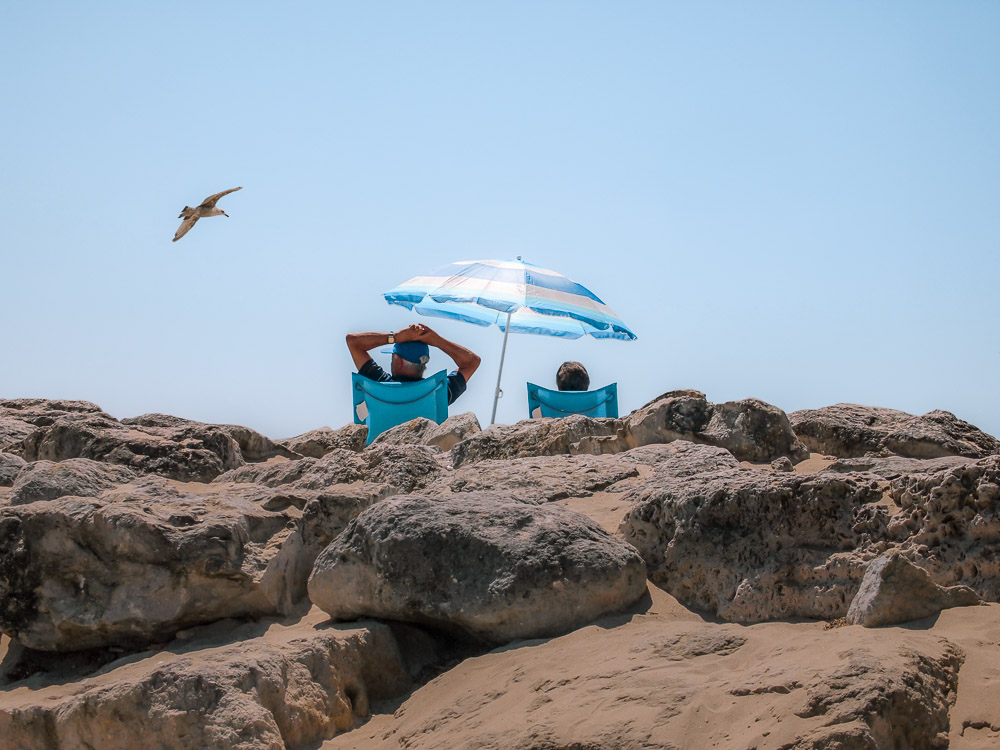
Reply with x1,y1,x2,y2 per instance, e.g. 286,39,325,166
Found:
0,616,415,750
620,462,885,622
9,458,138,505
847,553,980,627
450,391,808,467
824,454,977,480
17,413,245,482
789,403,1000,459
217,445,442,495
629,391,809,464
122,413,299,462
0,399,112,452
888,455,1000,600
371,412,482,452
0,452,26,487
0,478,301,650
277,424,368,457
308,493,647,643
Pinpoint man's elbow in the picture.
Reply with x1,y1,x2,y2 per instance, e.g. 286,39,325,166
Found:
464,353,482,379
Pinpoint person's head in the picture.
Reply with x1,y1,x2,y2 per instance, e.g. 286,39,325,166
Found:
556,361,590,391
389,341,430,381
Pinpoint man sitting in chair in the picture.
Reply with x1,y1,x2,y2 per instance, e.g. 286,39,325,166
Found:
347,323,481,405
556,361,590,391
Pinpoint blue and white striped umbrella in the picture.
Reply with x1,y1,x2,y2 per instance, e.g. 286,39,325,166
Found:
384,258,636,422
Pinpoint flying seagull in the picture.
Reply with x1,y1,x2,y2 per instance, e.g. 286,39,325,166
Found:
173,186,243,242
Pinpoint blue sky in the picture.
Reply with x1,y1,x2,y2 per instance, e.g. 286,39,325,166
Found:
2,2,998,440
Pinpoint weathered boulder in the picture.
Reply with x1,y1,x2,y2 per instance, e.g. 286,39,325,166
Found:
824,454,976,480
888,455,1000,600
371,412,482,452
1,399,112,453
630,392,809,464
450,391,807,467
277,424,368,457
18,413,244,482
0,452,26,486
217,445,442,495
0,618,414,750
0,479,302,650
451,416,627,466
847,553,980,627
122,413,299,462
308,493,647,643
620,464,885,622
9,458,138,505
789,403,1000,459
439,452,641,504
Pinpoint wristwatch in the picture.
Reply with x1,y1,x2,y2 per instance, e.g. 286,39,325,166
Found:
387,333,395,344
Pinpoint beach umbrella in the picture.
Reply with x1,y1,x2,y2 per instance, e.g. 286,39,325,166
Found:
383,258,636,423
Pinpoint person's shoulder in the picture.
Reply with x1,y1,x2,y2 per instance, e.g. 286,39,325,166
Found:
446,370,467,404
358,358,391,382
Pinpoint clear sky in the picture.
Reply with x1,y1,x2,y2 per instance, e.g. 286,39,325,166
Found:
2,2,998,441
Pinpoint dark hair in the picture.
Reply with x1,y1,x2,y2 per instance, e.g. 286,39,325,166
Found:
556,361,590,391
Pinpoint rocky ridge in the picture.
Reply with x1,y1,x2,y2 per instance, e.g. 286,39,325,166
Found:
1,394,999,749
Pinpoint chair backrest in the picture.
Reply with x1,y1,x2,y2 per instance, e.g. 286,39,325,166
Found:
352,370,449,445
526,382,619,419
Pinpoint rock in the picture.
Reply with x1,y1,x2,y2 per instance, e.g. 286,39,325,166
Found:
0,398,111,427
825,454,977,480
217,445,442,495
450,392,807,467
0,617,414,750
308,493,647,644
0,452,26,486
847,553,980,627
770,456,794,472
371,412,482,452
888,455,1000,600
620,463,885,622
693,397,809,464
122,413,299,462
326,606,966,750
277,424,368,457
451,416,627,467
9,458,138,505
0,419,35,452
439,453,641,504
0,479,302,650
18,413,244,482
789,403,1000,459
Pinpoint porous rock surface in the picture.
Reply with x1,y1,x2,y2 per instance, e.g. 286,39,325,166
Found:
308,492,648,643
0,617,415,750
8,457,138,505
2,397,1000,749
789,403,1000,459
371,412,481,452
451,390,808,466
277,424,368,457
847,553,980,627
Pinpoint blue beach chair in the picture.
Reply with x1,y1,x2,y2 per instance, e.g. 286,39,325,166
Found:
352,371,449,445
526,382,619,420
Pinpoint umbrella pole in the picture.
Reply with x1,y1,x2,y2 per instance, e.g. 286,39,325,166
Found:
490,312,513,425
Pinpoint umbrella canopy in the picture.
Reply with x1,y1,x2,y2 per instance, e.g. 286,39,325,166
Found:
384,258,636,423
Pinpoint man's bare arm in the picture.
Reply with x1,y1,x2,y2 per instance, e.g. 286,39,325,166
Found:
345,331,392,370
414,324,481,382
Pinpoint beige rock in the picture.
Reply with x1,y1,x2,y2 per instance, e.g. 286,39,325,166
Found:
0,611,415,750
847,553,980,627
371,412,482,452
277,425,368,457
9,458,137,505
308,492,647,644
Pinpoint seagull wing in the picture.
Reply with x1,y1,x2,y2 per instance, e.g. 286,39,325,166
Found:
173,215,199,242
199,186,243,208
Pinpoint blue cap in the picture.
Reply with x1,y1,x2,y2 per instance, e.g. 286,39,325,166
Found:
387,341,430,365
